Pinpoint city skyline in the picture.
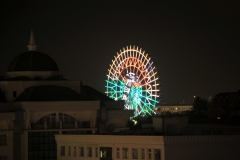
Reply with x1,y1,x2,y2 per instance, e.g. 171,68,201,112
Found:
0,1,240,103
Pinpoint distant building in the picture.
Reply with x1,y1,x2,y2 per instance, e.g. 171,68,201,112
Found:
155,105,193,115
208,90,240,119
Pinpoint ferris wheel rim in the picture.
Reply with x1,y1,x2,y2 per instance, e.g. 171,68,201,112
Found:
105,45,160,117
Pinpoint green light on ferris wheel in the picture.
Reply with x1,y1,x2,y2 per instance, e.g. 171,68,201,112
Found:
105,46,160,117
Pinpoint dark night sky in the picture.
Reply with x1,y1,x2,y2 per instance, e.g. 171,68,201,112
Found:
0,1,240,104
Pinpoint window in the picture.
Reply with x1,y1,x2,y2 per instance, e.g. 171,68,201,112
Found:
123,148,128,159
132,148,138,159
148,149,152,160
0,135,7,146
87,147,92,157
13,91,17,98
116,148,120,158
79,146,84,157
100,147,112,160
59,113,63,122
68,146,71,156
154,149,161,160
28,131,58,160
59,113,76,124
60,146,65,156
36,114,56,125
46,115,50,124
95,147,98,157
74,146,76,156
141,148,145,159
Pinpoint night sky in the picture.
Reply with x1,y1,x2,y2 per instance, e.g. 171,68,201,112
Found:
0,1,240,104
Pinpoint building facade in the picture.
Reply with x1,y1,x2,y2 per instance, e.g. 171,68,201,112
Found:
0,31,133,160
55,135,164,160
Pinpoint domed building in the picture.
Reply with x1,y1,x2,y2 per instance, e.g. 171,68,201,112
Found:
7,51,59,79
0,31,133,160
7,30,60,80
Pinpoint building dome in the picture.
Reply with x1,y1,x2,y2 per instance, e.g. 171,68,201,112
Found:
6,51,60,79
15,85,84,101
7,51,59,72
6,30,60,79
7,31,59,80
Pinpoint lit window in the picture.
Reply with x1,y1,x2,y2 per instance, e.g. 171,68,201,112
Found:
132,148,138,159
141,148,145,159
60,146,65,156
116,148,120,158
68,146,71,156
123,148,128,159
87,147,92,157
79,146,84,157
100,147,112,159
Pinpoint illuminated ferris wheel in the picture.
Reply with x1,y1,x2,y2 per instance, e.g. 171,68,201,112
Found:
105,46,160,117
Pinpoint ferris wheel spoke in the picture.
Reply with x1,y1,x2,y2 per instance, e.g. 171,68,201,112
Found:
147,77,159,84
106,46,160,117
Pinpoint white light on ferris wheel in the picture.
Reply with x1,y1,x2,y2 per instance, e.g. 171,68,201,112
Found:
105,46,161,117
